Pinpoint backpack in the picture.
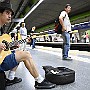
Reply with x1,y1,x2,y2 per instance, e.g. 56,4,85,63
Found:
55,14,66,34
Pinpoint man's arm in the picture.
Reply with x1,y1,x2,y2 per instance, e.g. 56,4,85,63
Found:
59,16,66,31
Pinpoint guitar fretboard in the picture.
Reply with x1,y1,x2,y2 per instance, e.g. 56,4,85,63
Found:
2,39,26,49
9,39,26,48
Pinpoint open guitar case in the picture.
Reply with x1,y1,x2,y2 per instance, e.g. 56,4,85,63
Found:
43,66,75,85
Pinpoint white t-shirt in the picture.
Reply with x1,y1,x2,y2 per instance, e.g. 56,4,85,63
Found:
59,11,71,32
20,27,27,39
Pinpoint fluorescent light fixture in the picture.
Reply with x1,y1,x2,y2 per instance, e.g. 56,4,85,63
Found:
12,18,24,22
24,0,44,19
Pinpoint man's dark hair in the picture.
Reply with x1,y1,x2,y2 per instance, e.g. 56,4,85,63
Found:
65,4,71,8
0,8,5,13
0,1,14,15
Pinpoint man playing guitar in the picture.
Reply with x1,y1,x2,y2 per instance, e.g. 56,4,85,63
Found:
0,0,55,89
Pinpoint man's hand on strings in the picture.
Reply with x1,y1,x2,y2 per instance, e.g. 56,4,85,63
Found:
0,43,6,51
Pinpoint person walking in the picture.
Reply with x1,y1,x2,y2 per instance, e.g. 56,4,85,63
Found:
19,22,27,50
31,26,36,49
59,4,72,60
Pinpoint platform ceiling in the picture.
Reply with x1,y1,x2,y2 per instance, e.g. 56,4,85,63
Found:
3,0,90,32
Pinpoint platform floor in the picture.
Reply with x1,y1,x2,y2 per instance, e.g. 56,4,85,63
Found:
6,45,90,90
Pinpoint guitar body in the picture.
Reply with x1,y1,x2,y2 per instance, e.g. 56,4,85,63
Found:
0,34,12,64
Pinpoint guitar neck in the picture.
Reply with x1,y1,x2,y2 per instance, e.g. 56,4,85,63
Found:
8,39,26,48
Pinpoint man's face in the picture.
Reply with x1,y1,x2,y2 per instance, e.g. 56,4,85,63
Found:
65,6,71,13
32,26,36,31
0,10,12,25
22,23,25,27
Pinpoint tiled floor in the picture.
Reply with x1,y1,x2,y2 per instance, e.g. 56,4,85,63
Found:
6,45,90,90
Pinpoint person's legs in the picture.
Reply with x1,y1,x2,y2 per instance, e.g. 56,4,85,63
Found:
63,44,68,58
62,32,68,58
65,32,70,57
32,39,34,49
8,66,17,80
6,66,22,86
62,32,71,60
21,36,27,50
32,39,36,49
0,50,55,89
5,50,22,86
14,50,56,88
15,50,39,78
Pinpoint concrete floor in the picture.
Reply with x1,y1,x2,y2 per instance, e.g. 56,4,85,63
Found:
6,45,90,90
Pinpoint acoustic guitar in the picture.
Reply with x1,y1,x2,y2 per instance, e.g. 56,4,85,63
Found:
0,34,26,64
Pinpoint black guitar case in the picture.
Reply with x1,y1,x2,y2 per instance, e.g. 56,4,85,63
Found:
43,66,75,85
0,72,6,90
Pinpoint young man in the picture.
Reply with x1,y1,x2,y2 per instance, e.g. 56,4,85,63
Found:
0,1,55,89
59,4,72,60
0,0,22,87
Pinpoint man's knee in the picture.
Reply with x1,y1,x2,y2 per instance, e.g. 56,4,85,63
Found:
15,50,32,61
24,51,31,56
16,50,30,55
23,51,32,61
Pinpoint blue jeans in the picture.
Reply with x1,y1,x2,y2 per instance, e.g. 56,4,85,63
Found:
62,31,70,58
32,38,36,49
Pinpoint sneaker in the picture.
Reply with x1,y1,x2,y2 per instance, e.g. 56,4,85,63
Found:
63,57,72,60
35,79,56,89
6,77,22,86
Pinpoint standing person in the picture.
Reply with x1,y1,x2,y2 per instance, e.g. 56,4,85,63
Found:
31,26,36,49
0,1,55,89
19,22,27,50
59,4,72,60
85,32,89,43
72,33,75,43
